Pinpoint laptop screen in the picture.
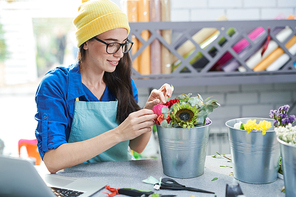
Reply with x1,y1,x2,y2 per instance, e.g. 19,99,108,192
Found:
0,156,105,197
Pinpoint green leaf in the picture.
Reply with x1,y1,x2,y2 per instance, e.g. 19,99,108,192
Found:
160,121,171,128
206,105,214,113
206,100,220,108
197,94,204,101
211,177,218,181
176,94,186,101
170,85,174,92
240,123,244,130
220,165,232,168
161,106,169,114
198,110,208,117
188,97,198,107
204,96,211,102
281,186,285,193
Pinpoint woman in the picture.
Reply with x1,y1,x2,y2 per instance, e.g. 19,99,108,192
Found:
35,0,173,174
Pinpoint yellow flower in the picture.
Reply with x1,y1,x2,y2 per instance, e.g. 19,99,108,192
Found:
257,120,271,135
244,119,257,133
243,119,271,135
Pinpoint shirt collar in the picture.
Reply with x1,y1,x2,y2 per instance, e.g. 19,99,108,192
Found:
67,62,116,102
68,62,84,101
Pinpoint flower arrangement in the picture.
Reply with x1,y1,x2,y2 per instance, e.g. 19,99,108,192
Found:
233,119,272,135
152,93,220,129
269,105,296,144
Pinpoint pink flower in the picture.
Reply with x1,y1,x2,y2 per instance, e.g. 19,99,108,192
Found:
152,104,167,116
152,104,171,125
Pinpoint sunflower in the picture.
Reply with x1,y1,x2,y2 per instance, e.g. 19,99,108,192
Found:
170,102,199,128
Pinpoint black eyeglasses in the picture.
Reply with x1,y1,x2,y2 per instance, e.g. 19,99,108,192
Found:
93,37,133,54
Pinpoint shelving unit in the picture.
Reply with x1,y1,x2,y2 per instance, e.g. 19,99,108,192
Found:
128,20,296,88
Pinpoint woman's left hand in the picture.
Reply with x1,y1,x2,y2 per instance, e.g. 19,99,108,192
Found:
144,83,174,110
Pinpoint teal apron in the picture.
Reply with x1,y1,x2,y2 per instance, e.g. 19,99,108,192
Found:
68,98,133,163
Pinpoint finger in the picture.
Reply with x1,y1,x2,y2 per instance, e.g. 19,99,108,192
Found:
138,120,155,129
154,90,167,104
167,85,173,97
159,85,173,103
147,99,160,107
137,126,153,135
133,108,155,116
137,113,157,123
130,110,157,123
132,119,155,134
160,83,172,98
144,101,158,110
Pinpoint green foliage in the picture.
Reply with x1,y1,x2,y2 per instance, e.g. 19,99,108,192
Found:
198,99,220,120
0,21,8,62
240,123,245,130
32,18,73,76
278,157,283,174
155,92,220,129
172,93,220,128
169,101,199,128
131,151,141,159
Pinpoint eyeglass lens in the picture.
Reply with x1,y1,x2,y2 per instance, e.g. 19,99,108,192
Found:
107,41,132,54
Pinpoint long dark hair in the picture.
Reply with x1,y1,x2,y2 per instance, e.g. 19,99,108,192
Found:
77,44,141,123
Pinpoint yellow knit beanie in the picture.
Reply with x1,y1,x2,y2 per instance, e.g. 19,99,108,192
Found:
73,0,130,48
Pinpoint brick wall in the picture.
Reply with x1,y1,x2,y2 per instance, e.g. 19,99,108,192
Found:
170,0,296,21
111,0,296,155
137,83,296,154
138,83,296,127
113,0,296,21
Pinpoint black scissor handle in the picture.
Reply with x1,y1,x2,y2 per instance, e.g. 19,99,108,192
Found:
161,178,186,189
161,178,215,194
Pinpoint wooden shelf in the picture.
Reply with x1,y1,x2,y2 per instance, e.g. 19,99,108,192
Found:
129,20,296,87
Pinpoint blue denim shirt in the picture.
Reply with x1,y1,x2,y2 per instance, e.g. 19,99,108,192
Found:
34,63,138,159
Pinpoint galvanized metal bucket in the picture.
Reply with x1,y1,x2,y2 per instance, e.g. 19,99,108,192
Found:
156,123,211,178
225,118,280,184
277,138,296,197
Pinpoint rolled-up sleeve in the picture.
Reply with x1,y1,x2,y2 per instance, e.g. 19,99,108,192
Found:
131,78,138,103
35,70,69,159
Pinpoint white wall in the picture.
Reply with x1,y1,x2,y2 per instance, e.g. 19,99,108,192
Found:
170,0,296,21
112,0,296,21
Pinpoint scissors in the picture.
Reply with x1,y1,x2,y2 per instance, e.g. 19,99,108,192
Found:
160,178,215,194
142,195,176,197
104,185,154,196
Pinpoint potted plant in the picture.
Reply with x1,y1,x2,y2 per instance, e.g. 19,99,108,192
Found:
270,105,296,196
152,92,220,178
225,117,279,184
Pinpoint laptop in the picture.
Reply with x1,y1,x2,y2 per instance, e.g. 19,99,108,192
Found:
0,156,106,197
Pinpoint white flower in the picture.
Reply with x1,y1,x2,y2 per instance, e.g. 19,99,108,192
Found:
276,124,296,144
293,136,296,144
234,122,243,130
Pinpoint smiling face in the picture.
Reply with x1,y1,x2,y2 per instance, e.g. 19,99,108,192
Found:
82,28,128,73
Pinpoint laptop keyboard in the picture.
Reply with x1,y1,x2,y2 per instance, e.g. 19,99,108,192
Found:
51,187,84,197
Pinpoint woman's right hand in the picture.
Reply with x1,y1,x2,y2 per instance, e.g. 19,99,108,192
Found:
116,109,157,142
